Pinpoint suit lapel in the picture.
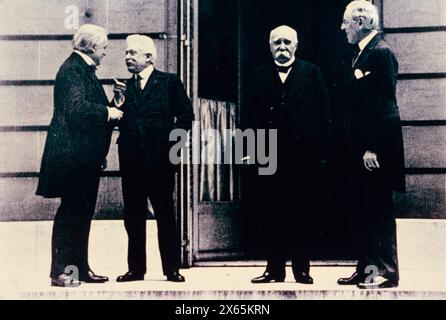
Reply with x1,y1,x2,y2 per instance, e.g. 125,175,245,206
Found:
71,53,108,103
353,32,383,69
141,69,161,99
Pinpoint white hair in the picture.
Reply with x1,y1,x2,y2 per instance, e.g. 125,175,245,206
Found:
269,25,298,44
72,24,107,53
126,34,157,63
346,0,380,30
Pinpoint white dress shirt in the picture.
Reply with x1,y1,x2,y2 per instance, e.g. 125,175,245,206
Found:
275,56,295,83
136,64,154,90
74,50,96,67
353,30,378,66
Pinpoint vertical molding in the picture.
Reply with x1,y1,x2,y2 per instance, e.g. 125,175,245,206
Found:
105,0,109,32
374,0,384,30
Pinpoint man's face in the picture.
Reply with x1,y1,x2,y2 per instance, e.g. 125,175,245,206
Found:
90,39,108,66
341,9,362,44
270,35,297,64
125,43,151,74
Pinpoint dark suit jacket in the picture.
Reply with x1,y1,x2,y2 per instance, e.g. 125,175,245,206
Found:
346,32,405,192
241,58,330,239
244,59,330,181
36,53,112,198
116,69,194,170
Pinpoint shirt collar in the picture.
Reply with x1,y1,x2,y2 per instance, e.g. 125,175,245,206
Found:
358,30,378,51
275,56,296,68
74,50,96,67
137,64,154,80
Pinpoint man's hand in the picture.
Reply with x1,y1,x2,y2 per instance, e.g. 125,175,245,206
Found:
113,77,126,105
363,150,379,171
108,107,123,121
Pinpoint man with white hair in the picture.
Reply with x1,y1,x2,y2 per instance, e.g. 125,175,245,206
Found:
247,25,329,284
337,1,405,289
112,34,193,282
36,24,123,287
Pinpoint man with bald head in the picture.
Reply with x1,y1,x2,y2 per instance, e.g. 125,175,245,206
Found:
112,34,194,282
337,1,404,289
247,25,329,284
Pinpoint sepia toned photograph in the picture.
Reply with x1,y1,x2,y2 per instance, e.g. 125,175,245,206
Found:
0,0,445,304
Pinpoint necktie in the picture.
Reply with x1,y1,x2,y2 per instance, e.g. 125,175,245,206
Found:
135,74,142,93
352,45,361,67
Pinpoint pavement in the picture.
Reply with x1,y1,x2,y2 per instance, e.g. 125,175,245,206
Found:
1,220,446,300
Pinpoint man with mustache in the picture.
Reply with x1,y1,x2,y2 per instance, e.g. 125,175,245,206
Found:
247,25,330,284
112,35,193,282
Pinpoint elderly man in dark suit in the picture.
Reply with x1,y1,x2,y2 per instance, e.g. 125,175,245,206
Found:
337,1,405,289
112,35,193,282
36,24,123,287
247,25,330,284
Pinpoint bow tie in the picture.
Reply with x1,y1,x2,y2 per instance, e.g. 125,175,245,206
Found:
89,64,98,72
276,65,292,73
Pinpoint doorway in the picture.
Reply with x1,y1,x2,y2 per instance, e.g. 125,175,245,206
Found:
193,0,356,263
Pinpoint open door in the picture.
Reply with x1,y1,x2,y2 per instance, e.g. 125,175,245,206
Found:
191,0,358,264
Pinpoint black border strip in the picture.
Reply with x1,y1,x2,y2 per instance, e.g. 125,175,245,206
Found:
0,171,121,178
384,26,446,33
0,33,168,41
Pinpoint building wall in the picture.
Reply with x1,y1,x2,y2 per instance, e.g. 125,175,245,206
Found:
0,0,179,220
379,0,446,218
0,0,445,221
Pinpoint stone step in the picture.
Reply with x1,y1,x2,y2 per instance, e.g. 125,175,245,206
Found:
1,219,446,299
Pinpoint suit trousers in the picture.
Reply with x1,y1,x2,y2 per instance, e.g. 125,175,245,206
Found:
348,169,399,282
257,165,313,278
119,146,181,275
50,170,100,278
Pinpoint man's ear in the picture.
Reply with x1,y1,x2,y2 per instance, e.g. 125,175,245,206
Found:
146,53,153,64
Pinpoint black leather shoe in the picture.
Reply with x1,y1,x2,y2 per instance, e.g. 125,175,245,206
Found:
251,272,285,284
79,270,109,283
166,271,185,282
51,273,81,287
116,271,145,282
294,272,313,284
337,272,363,285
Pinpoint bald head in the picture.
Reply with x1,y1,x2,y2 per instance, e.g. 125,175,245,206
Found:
269,25,298,44
269,25,298,64
126,34,157,62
